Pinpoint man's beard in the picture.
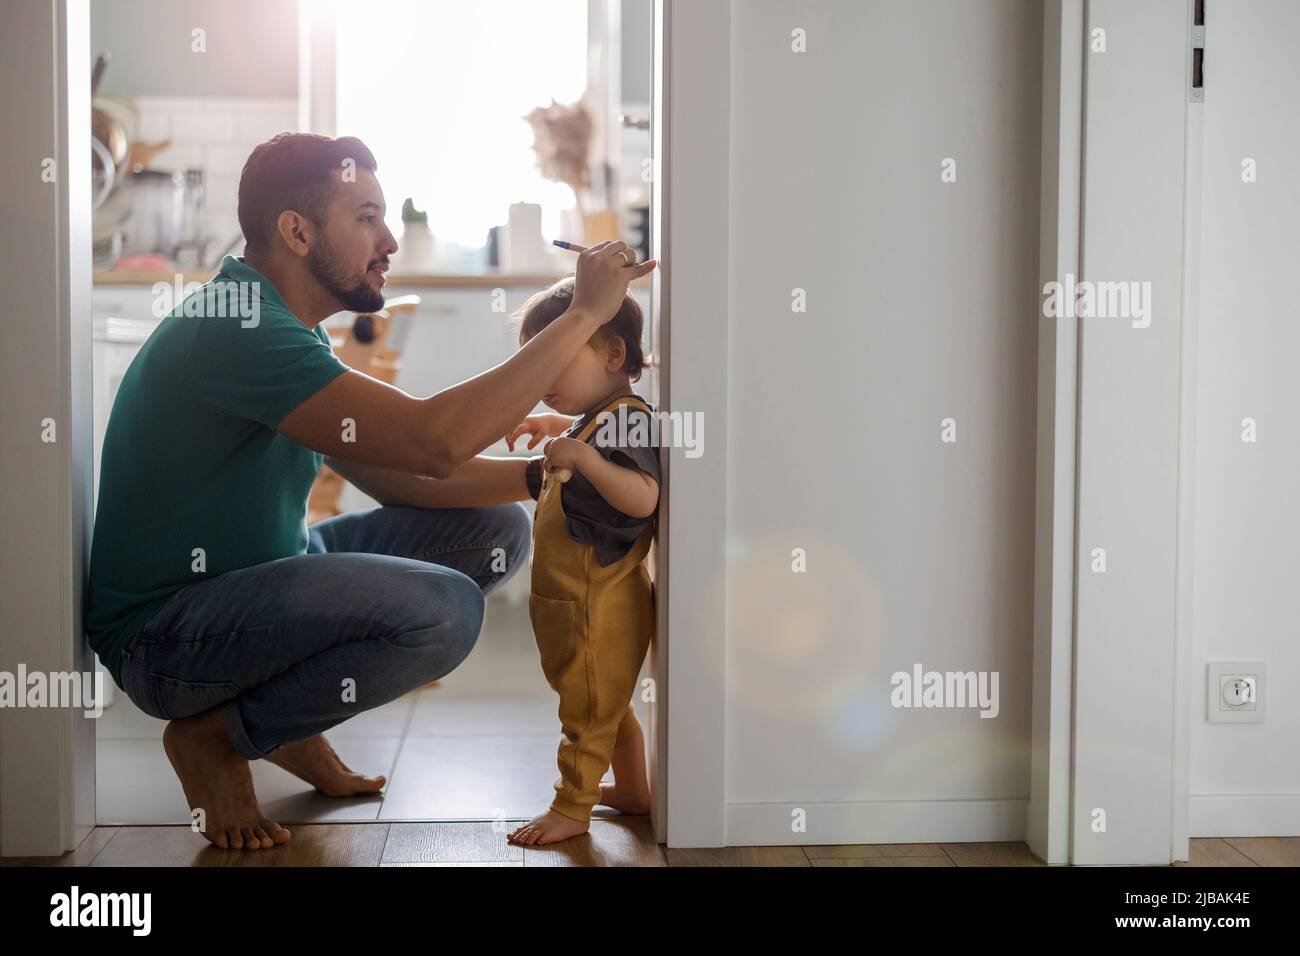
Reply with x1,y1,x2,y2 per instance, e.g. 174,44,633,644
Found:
306,234,385,313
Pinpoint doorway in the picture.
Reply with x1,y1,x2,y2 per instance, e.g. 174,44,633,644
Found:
80,0,664,836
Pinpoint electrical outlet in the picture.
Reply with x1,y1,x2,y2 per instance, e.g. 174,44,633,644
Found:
1207,662,1266,724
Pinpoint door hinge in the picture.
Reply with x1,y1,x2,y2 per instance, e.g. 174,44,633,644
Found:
1190,0,1206,101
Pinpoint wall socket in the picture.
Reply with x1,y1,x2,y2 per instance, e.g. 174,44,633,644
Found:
1207,662,1266,723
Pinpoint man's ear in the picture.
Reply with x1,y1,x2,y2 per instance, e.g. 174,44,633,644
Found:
604,335,627,372
275,210,315,258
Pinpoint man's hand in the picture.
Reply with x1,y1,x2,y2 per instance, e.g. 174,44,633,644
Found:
507,413,575,451
570,241,657,328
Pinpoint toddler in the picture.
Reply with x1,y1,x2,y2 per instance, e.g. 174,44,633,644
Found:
505,277,659,846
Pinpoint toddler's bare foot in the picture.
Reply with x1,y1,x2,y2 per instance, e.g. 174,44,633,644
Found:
599,781,650,815
598,706,651,815
507,810,589,846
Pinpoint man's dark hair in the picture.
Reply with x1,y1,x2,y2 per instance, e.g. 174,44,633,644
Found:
237,133,378,253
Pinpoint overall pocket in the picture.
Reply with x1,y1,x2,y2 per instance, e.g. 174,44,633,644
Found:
528,593,579,686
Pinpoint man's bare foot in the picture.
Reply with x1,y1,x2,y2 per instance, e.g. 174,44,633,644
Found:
163,710,290,851
597,706,650,815
266,734,386,796
507,810,590,846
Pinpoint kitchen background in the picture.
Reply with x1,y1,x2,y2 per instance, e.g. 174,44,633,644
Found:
89,0,657,827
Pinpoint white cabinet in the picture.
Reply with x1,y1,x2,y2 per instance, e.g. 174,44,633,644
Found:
91,288,163,509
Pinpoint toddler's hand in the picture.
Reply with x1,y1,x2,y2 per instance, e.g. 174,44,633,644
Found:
542,436,594,478
507,413,574,451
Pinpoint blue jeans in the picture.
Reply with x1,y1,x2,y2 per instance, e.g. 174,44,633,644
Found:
118,504,531,759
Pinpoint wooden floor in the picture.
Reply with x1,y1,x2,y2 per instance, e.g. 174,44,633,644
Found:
4,825,1297,867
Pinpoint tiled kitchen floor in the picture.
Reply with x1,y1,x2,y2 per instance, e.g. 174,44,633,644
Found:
95,597,643,825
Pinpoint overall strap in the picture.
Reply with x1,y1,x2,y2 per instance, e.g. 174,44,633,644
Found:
573,394,652,444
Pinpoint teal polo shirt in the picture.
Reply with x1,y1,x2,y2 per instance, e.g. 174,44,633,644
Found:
86,256,349,688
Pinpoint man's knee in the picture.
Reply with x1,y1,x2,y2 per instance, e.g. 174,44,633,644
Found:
386,568,485,675
485,502,531,592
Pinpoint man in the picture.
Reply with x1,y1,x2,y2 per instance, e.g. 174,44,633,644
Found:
86,133,656,850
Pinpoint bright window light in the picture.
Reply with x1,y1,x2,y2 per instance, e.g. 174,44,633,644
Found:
335,0,589,247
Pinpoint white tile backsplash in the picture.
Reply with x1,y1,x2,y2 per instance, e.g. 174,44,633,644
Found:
169,108,236,144
129,95,297,262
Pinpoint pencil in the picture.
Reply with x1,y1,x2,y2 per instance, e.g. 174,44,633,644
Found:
552,239,587,252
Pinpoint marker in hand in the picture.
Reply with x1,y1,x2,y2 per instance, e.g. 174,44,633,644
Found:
553,238,644,268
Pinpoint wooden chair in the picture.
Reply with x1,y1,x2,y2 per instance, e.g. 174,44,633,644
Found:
306,295,420,525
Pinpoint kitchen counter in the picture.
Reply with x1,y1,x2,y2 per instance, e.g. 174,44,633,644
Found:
93,271,650,288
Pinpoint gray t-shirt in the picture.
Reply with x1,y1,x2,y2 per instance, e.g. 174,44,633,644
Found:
531,395,661,567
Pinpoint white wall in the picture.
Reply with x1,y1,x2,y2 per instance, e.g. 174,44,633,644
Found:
720,0,1043,844
1189,0,1300,836
90,0,298,98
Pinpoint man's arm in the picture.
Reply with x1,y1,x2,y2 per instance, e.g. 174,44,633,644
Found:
324,455,530,509
278,243,655,478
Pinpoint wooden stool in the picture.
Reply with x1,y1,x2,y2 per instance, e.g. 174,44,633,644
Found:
306,295,420,525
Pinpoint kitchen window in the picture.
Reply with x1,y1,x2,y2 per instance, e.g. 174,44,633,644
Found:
334,0,589,248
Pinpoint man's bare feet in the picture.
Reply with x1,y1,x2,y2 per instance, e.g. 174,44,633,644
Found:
598,706,651,815
507,809,590,846
162,710,290,851
266,734,386,796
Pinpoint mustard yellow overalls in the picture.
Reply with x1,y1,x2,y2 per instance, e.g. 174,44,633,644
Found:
529,394,656,823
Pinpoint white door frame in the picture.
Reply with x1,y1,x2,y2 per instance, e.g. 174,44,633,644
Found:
1025,0,1085,868
1028,0,1201,866
1069,0,1197,866
652,0,731,848
0,0,95,858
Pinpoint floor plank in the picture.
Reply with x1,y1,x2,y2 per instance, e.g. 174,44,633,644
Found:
804,842,946,860
1223,837,1300,867
1172,838,1258,867
522,818,666,867
382,861,523,867
382,821,524,864
812,856,955,867
0,826,120,867
89,826,243,867
230,823,389,867
664,845,809,867
940,842,1045,867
